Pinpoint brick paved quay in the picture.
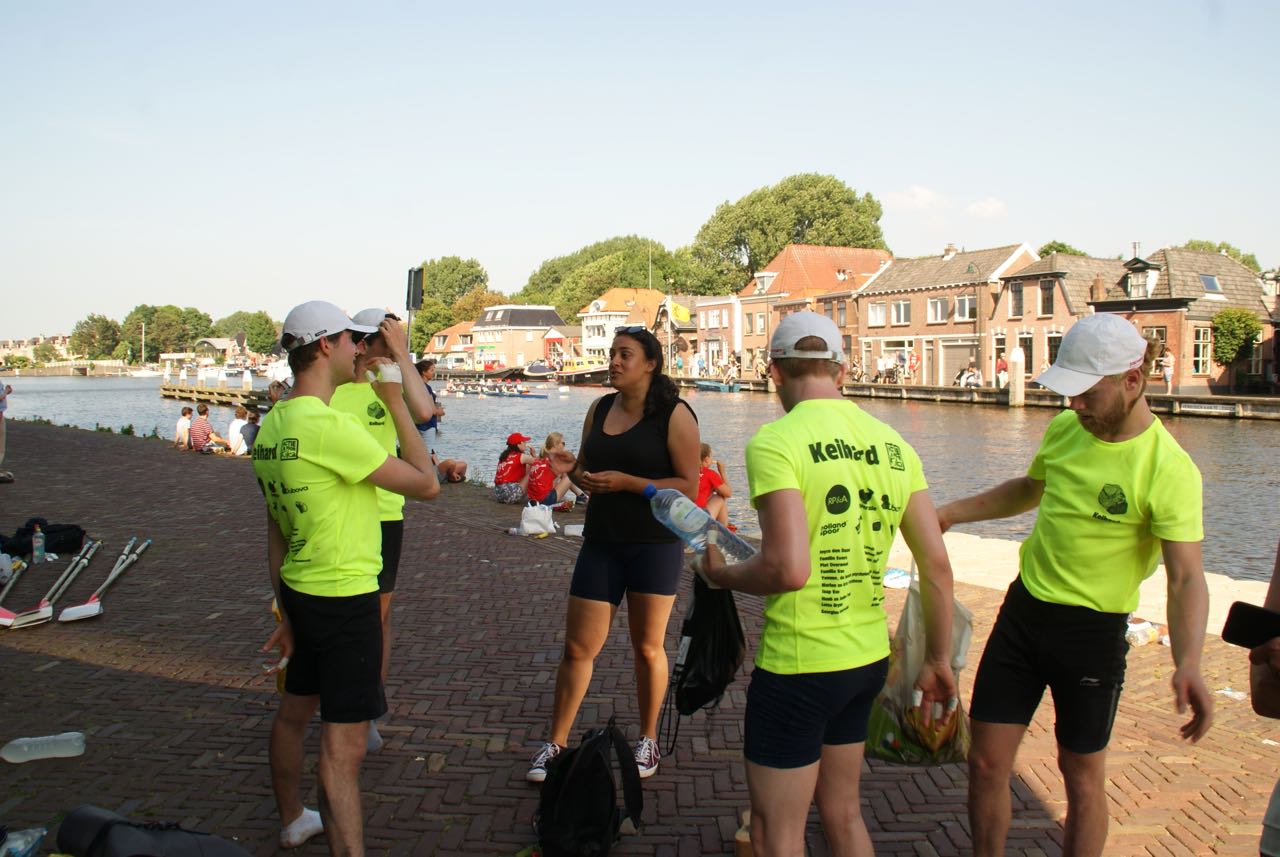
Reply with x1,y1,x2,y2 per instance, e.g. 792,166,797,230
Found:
1,419,1275,856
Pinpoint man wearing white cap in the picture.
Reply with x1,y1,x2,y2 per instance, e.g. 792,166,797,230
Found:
703,311,957,856
330,309,436,752
937,313,1212,857
253,300,440,855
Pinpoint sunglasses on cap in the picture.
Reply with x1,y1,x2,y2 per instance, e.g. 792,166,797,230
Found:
614,325,647,335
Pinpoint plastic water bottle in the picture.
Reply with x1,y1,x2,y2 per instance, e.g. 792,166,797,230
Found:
644,485,756,561
30,526,45,565
0,731,86,764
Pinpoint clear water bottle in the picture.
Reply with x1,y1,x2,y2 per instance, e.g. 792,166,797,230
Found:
644,484,756,562
30,526,45,565
0,731,86,764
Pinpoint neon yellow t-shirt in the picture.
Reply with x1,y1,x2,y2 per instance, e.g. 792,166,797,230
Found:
1020,410,1203,613
330,382,405,522
252,396,388,597
746,398,927,674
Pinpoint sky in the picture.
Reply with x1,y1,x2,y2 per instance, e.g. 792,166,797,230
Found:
3,0,1277,340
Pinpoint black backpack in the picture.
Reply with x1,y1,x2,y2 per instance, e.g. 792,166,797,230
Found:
56,805,252,857
535,718,643,857
2,518,87,558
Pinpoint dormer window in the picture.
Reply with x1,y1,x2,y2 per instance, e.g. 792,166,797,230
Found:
1199,274,1223,294
754,281,767,295
1126,273,1143,296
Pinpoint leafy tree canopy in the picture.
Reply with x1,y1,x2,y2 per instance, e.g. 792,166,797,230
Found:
1180,240,1261,273
69,313,122,359
1211,308,1263,367
690,173,887,294
32,341,59,365
213,310,279,354
451,286,506,323
419,257,490,307
1038,240,1088,257
121,304,210,362
410,298,455,353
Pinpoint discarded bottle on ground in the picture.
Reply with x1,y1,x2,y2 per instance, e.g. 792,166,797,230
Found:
0,731,86,764
30,526,45,565
644,485,756,562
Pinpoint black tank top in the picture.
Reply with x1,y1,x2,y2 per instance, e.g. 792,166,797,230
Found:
581,393,695,544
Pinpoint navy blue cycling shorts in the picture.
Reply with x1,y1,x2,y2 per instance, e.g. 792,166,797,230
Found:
568,539,683,605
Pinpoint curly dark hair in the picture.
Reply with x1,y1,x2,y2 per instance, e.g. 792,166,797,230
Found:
614,328,680,419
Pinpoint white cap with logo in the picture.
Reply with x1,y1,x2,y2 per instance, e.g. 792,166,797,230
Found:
351,308,392,328
281,301,378,352
1034,313,1148,397
769,312,846,363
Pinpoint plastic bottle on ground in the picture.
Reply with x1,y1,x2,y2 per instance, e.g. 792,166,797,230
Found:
30,526,45,565
0,731,86,764
644,484,756,562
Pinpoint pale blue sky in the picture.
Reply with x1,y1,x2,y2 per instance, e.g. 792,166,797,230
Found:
3,0,1276,340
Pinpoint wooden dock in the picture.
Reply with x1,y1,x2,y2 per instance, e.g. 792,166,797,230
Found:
160,383,271,409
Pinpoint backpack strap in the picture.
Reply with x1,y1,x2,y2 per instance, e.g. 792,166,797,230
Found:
607,725,644,829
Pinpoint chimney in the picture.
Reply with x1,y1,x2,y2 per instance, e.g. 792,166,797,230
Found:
943,243,958,260
1090,274,1106,302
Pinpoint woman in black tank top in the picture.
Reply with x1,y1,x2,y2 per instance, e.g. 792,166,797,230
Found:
526,327,701,782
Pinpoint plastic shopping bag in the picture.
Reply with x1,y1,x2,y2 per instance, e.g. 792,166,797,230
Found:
867,564,973,765
518,503,557,536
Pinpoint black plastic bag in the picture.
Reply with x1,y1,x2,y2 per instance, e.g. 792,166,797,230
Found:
659,574,746,750
1,518,86,558
57,805,252,857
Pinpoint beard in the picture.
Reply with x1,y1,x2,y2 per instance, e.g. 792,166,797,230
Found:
1078,393,1135,438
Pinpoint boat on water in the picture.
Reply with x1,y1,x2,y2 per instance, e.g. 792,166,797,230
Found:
522,360,556,380
556,357,609,385
437,366,521,382
694,380,741,393
446,382,549,399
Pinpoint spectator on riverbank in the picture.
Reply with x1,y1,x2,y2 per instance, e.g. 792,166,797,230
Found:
414,359,445,445
174,406,193,450
188,404,214,451
227,406,250,456
493,432,536,504
432,452,468,483
526,432,578,509
0,381,11,482
937,313,1211,857
240,409,260,452
695,442,731,527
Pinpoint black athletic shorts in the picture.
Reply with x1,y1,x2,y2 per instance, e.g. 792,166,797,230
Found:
568,539,683,605
378,519,403,594
970,576,1128,754
279,581,386,724
744,659,889,769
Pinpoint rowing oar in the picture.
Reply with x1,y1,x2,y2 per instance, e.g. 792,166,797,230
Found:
9,540,102,630
59,538,150,622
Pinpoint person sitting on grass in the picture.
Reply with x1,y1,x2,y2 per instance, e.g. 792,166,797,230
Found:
493,432,537,504
174,406,193,449
695,442,732,528
527,432,580,511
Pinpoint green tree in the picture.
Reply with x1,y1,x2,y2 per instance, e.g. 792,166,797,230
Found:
69,313,122,359
515,236,692,318
181,307,214,344
691,174,888,294
213,310,279,354
111,342,132,362
420,257,490,307
1180,240,1261,273
3,355,31,369
1211,309,1263,387
410,298,455,353
1038,240,1088,257
451,286,506,322
32,342,59,365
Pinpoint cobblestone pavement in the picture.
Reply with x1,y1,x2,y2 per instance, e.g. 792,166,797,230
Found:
0,420,1274,856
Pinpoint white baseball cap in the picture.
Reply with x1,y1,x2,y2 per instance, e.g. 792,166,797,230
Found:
352,308,393,327
769,311,846,363
1034,314,1148,397
280,301,378,352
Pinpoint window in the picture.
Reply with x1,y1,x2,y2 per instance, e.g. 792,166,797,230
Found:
1143,327,1167,373
1248,334,1263,375
699,312,705,327
927,297,949,323
956,294,977,321
755,312,765,334
1009,283,1023,318
1046,333,1063,366
1200,274,1222,294
868,302,886,327
525,331,534,342
708,309,720,328
837,302,847,327
822,301,835,321
993,335,1006,367
744,313,754,335
1193,327,1212,374
515,352,525,365
842,335,852,358
1018,334,1034,374
891,300,911,325
1038,280,1055,316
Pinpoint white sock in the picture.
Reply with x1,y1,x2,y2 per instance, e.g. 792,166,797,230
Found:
280,807,323,848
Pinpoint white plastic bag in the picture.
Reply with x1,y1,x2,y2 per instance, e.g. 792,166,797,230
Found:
518,503,557,536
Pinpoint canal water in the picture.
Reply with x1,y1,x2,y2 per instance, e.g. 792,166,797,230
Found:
6,375,1277,581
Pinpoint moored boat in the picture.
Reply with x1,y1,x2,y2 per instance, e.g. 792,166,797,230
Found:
556,357,609,385
694,380,741,393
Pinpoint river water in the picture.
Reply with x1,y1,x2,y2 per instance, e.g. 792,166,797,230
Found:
6,375,1278,581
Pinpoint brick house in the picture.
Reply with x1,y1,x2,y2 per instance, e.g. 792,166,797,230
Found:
470,305,566,369
578,288,666,358
737,245,892,378
654,296,698,374
1088,249,1275,394
854,243,1037,384
693,293,741,375
995,252,1129,380
424,321,475,369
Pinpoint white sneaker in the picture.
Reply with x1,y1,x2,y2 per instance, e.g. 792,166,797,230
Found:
280,808,323,848
634,736,660,779
526,741,562,783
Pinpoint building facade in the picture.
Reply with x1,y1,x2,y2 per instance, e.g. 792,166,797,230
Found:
578,288,666,357
469,305,566,369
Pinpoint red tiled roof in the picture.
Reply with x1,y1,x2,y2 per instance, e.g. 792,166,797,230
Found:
739,245,892,299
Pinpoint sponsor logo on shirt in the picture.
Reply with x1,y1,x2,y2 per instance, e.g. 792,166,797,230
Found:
808,438,880,465
825,484,852,514
281,438,299,460
1098,484,1128,515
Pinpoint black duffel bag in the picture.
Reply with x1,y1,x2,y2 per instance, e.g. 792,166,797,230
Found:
1,518,86,558
57,805,253,857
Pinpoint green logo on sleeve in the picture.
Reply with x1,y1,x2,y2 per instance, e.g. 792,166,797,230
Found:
281,438,299,460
